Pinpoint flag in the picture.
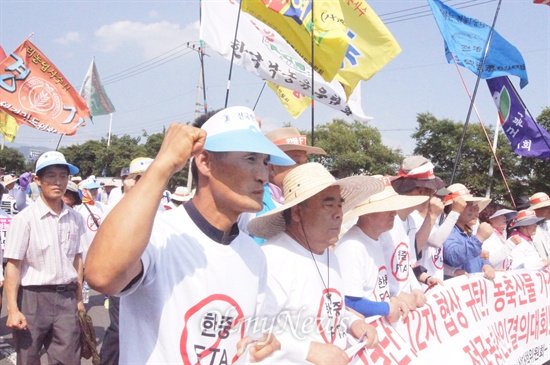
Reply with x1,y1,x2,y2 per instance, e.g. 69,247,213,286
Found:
534,0,550,5
267,82,311,118
242,0,349,82
487,76,550,159
0,39,89,135
243,0,401,98
0,110,19,142
428,0,529,88
80,59,116,116
201,0,371,122
0,45,6,62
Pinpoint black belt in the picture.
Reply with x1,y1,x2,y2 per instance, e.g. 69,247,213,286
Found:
23,283,78,293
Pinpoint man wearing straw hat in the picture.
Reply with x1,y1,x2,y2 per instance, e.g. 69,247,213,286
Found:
529,192,550,260
336,176,430,323
85,106,292,364
507,209,550,270
442,183,496,279
248,162,382,364
240,127,327,244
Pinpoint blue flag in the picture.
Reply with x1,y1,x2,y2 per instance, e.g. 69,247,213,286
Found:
428,0,528,88
487,76,550,159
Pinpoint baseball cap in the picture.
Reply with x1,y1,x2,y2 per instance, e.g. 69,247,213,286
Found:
201,106,294,166
120,167,130,177
129,158,154,175
35,151,79,175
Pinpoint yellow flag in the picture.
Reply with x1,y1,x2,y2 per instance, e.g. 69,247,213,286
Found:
0,110,19,142
335,0,401,97
242,0,348,82
267,82,311,119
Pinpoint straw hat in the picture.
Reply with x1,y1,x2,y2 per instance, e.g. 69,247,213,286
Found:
344,176,429,224
103,179,117,188
247,163,384,239
171,186,192,202
65,181,82,205
529,192,550,210
510,209,545,228
391,156,447,194
2,175,18,187
488,208,518,222
265,127,326,155
443,183,491,212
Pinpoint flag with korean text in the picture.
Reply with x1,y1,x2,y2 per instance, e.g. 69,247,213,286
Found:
534,0,550,5
242,0,401,98
487,76,550,159
0,39,89,135
80,59,116,117
267,82,311,118
201,0,371,122
428,0,528,88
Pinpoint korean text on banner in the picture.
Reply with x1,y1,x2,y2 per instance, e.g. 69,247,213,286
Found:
242,0,349,82
80,59,116,117
201,0,371,122
267,82,311,119
487,76,550,159
428,0,528,88
0,39,89,135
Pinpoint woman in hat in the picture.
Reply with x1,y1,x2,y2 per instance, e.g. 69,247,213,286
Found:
507,210,550,270
480,205,520,270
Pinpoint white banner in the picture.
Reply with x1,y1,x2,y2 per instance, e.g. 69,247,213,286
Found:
356,269,550,365
200,0,371,123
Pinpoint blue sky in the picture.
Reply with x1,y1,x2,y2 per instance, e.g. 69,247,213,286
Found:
1,0,549,156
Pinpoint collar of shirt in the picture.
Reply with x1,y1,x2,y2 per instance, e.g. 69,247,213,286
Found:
36,195,69,219
183,200,239,245
509,230,532,242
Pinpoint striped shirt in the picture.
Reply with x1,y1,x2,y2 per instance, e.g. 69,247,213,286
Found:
4,196,86,286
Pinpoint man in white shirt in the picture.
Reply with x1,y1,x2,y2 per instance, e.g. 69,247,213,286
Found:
529,192,550,260
85,106,291,364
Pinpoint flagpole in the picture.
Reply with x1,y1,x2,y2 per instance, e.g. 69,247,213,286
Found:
224,0,244,108
449,0,503,185
107,113,113,147
55,134,64,150
253,82,267,111
485,114,500,198
310,0,315,147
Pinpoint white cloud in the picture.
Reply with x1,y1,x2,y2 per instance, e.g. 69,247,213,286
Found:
93,20,200,59
54,31,81,45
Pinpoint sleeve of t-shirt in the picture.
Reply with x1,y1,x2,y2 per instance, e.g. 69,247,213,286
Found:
345,296,390,317
335,240,367,298
428,211,460,248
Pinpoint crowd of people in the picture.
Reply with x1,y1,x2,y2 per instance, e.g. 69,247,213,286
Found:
0,105,548,364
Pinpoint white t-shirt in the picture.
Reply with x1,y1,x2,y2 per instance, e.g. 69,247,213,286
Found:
107,186,123,206
482,230,514,270
260,232,357,362
75,202,109,261
382,216,421,296
336,225,390,302
532,221,550,261
413,211,445,280
508,234,546,270
119,206,267,365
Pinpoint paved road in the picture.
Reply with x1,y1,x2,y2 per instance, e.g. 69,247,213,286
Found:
0,289,112,365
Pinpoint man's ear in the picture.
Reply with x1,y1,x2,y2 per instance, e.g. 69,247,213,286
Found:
194,150,212,177
290,204,302,222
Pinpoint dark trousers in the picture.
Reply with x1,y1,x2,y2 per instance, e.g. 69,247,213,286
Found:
99,296,120,365
14,286,81,365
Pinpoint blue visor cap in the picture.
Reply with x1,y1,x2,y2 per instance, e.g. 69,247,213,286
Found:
35,151,79,175
83,181,101,190
202,106,294,166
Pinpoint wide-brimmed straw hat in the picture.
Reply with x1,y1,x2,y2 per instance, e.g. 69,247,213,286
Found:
265,127,326,155
488,208,518,222
510,209,545,228
247,162,384,239
529,192,550,210
344,176,429,224
2,175,18,187
443,183,491,212
391,156,447,194
171,186,192,202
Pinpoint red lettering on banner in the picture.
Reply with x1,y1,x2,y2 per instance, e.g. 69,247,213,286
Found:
404,304,441,353
461,279,489,322
361,318,414,365
463,330,503,365
507,316,519,350
535,269,550,297
493,279,506,312
489,320,512,359
519,273,537,304
434,287,467,337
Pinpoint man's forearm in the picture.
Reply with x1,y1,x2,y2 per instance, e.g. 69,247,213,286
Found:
5,260,22,314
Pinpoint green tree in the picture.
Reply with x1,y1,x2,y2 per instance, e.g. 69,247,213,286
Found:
305,119,403,177
411,112,542,204
0,147,26,175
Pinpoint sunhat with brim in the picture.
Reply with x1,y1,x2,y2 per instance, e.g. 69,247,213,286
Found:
65,181,82,205
510,209,545,228
120,167,130,178
83,181,101,190
488,209,518,222
71,176,83,183
265,127,326,155
391,156,446,194
529,192,550,210
344,176,429,224
443,183,491,212
103,179,117,187
171,186,192,202
2,175,18,186
130,158,153,175
202,106,294,167
247,162,385,239
35,151,79,175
